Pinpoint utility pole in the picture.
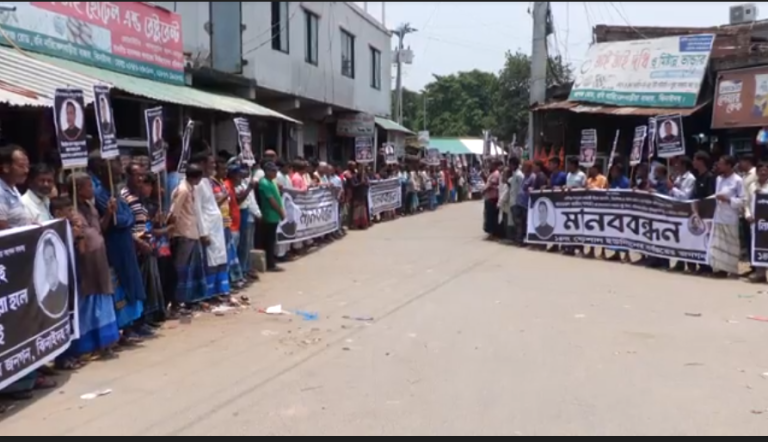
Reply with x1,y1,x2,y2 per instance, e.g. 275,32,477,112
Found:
528,2,549,158
393,23,416,125
423,94,428,131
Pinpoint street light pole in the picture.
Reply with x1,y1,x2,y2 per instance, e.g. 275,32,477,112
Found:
393,23,416,125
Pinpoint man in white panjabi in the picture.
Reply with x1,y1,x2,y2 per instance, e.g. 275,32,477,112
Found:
710,155,745,279
745,162,768,283
192,153,230,298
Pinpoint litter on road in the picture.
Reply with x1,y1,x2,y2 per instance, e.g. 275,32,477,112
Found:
685,313,703,318
80,389,112,401
260,305,292,316
747,315,768,323
343,315,375,322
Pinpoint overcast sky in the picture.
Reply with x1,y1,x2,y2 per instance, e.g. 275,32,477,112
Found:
355,2,767,90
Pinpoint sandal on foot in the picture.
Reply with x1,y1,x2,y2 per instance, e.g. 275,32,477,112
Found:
34,376,57,391
55,358,84,371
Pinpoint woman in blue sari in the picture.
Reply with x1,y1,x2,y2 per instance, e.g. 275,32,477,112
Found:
87,153,148,344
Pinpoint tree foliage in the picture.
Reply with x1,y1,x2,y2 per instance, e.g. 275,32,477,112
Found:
393,52,572,143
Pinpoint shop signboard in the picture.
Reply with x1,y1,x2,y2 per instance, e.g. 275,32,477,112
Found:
337,113,375,137
712,66,768,129
0,2,184,84
570,34,715,108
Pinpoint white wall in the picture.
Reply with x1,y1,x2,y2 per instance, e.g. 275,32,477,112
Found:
171,2,392,118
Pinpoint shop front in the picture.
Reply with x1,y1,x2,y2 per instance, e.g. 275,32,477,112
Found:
0,1,299,167
711,66,768,158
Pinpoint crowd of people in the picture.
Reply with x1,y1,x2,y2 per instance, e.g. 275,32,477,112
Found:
0,142,473,413
482,151,767,281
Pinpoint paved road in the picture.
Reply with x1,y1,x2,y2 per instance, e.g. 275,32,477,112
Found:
3,201,768,435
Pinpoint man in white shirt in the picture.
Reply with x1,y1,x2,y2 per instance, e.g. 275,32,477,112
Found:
745,162,768,282
711,155,745,278
669,157,698,272
21,163,55,223
670,156,696,200
740,155,758,276
236,164,261,280
565,158,586,189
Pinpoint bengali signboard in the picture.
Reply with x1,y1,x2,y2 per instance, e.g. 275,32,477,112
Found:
570,34,715,108
712,66,768,129
526,189,716,264
0,2,184,84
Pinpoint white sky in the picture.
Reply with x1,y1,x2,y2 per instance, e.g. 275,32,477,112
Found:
355,2,768,90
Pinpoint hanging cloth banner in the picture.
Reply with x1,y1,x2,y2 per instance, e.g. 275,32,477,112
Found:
144,107,166,173
53,88,88,169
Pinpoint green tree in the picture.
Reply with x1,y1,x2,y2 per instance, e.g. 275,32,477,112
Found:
391,53,572,141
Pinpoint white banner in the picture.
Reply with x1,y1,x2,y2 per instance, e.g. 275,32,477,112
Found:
526,190,716,264
368,178,402,216
570,34,715,108
276,187,339,245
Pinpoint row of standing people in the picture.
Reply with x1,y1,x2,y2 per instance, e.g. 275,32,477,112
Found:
483,151,767,281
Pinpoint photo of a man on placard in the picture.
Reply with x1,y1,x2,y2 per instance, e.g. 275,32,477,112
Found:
98,95,113,136
534,198,556,240
152,117,164,150
33,231,69,319
60,99,83,141
581,147,596,165
659,119,679,143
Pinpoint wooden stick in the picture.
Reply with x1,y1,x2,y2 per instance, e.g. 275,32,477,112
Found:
106,159,116,225
72,169,78,213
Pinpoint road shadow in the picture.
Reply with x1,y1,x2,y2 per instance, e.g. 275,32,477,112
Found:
0,369,73,422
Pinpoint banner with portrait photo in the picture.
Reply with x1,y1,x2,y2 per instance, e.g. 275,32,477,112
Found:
234,118,255,166
751,193,768,267
276,187,340,245
53,88,88,169
425,148,441,167
383,143,397,165
355,137,374,164
93,85,118,160
0,220,78,391
367,178,402,216
178,120,195,175
579,129,598,168
526,190,716,264
656,114,685,158
630,126,647,167
144,107,166,173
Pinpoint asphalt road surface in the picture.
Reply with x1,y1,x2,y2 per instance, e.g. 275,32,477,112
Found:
3,201,768,436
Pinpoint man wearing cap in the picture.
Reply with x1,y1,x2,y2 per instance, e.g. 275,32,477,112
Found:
258,162,285,272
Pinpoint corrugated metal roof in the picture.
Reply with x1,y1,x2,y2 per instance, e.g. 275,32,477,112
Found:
0,46,105,106
374,117,415,135
532,100,710,117
429,138,472,155
32,53,301,124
